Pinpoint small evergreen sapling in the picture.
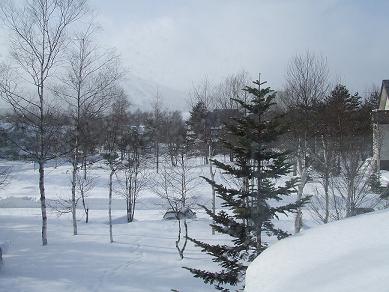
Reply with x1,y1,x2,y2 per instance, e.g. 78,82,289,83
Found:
184,81,309,290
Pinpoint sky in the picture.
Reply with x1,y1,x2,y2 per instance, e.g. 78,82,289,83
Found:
0,0,387,109
87,0,389,96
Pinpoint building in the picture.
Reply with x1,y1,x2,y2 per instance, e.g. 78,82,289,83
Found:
372,80,389,170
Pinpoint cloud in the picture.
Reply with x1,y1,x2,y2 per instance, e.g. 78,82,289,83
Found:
3,0,387,99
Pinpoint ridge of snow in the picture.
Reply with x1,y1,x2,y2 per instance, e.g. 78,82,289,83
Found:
245,210,389,292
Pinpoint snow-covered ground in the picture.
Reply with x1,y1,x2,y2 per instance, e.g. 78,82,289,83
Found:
245,209,389,292
1,158,386,291
0,159,226,291
0,158,215,210
0,208,229,292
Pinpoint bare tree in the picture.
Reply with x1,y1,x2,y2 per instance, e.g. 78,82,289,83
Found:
154,155,200,259
310,134,336,223
284,50,329,233
103,89,129,243
76,172,96,223
48,173,95,222
189,77,215,110
116,126,150,223
55,24,121,235
150,90,164,173
309,158,381,222
162,110,186,167
214,71,250,110
0,0,87,245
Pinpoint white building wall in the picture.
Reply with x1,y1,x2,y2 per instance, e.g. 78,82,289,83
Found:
379,124,389,160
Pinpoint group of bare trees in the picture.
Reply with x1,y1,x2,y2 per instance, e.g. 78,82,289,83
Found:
154,154,200,259
0,0,125,245
280,51,379,229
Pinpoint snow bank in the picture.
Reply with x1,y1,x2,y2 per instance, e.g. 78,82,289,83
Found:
245,210,389,292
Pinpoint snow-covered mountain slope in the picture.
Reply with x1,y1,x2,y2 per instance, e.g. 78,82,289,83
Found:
245,210,389,292
122,74,187,111
0,73,187,114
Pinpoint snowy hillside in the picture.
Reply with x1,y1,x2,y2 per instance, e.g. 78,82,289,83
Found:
245,210,389,292
123,73,187,111
0,73,187,114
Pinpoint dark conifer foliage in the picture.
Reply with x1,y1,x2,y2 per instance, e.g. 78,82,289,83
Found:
186,101,212,161
184,81,309,290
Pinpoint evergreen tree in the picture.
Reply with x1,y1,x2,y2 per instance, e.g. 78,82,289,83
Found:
184,81,309,290
186,101,212,162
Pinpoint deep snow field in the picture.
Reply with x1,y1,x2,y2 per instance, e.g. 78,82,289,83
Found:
0,159,297,292
1,159,386,292
0,208,224,292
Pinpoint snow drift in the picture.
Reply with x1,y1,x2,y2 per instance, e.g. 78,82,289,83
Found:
245,210,389,292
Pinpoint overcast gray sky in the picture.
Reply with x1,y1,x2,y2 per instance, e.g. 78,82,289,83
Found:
2,0,387,98
90,0,389,95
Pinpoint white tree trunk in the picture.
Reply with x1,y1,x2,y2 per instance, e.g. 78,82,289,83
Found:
209,144,216,235
39,161,48,246
71,157,78,235
109,169,114,243
294,144,309,233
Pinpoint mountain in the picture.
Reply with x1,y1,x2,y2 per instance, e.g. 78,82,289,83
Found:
0,73,188,114
122,73,188,112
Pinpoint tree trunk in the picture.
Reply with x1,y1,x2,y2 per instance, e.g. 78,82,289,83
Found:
320,135,330,224
39,161,48,246
80,185,89,223
209,144,216,235
346,178,354,217
126,174,131,223
85,208,89,224
109,169,114,243
71,158,78,235
39,76,47,246
295,156,308,233
324,172,329,223
83,155,87,180
292,158,297,176
156,141,159,173
176,219,188,260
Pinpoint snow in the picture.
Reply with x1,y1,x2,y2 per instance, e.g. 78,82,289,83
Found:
0,159,213,209
0,159,230,291
2,158,386,291
0,209,225,292
245,209,389,292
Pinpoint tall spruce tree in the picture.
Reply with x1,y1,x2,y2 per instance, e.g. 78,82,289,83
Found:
186,101,212,163
184,81,309,290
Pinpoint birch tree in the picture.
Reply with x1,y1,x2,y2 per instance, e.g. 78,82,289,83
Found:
154,155,200,259
0,0,87,245
117,126,150,223
55,24,121,235
214,71,250,111
103,90,129,243
284,51,329,233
